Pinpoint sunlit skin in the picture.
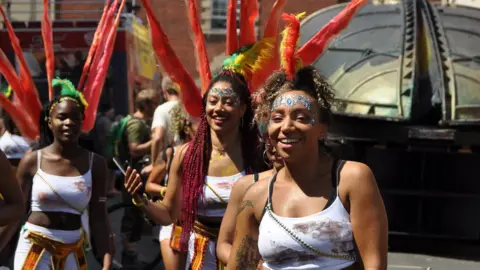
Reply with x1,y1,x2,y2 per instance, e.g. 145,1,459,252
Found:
47,100,83,145
227,90,388,270
216,141,283,266
206,81,245,135
269,91,326,163
15,99,114,269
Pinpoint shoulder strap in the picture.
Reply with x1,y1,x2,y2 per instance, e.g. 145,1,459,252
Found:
37,150,41,169
336,160,347,196
253,172,259,183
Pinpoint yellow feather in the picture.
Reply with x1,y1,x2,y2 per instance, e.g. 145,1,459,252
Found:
231,37,275,77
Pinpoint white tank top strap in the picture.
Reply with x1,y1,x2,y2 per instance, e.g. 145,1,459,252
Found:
37,150,41,169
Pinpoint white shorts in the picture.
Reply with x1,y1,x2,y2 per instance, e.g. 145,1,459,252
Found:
14,223,83,270
159,224,173,242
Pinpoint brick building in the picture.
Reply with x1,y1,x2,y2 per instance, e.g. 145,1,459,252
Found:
2,0,340,78
149,0,338,77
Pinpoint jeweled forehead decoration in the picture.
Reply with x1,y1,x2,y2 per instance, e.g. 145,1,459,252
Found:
208,87,238,99
271,94,312,111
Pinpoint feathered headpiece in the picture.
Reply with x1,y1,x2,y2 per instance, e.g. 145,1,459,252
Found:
280,0,367,79
0,84,12,99
141,0,287,118
0,0,125,139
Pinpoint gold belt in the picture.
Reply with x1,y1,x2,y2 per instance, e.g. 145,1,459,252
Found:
22,231,86,270
193,221,220,240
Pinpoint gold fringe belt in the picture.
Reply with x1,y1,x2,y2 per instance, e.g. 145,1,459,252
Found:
21,231,87,270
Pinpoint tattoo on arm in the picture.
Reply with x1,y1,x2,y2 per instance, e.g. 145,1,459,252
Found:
237,200,254,216
235,235,261,270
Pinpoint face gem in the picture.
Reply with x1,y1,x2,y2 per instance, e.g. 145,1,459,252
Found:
208,87,238,99
271,94,312,112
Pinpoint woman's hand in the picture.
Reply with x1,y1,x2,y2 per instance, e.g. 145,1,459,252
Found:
124,167,143,200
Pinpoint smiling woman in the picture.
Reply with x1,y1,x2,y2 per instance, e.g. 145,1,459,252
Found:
13,79,114,270
227,7,388,270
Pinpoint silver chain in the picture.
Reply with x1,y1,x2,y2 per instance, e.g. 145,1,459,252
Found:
266,204,356,261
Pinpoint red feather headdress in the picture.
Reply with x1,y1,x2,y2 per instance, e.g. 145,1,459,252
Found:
280,0,367,79
0,1,125,139
141,0,286,118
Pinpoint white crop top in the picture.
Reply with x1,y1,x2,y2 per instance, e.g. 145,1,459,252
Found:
0,131,30,159
30,151,93,215
197,171,245,217
258,161,357,270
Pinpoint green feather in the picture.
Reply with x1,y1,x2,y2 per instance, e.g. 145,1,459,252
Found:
52,77,88,108
0,84,12,98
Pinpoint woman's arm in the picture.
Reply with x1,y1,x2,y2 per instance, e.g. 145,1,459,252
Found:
217,175,254,265
125,145,188,225
347,162,388,269
226,190,262,270
0,150,25,225
144,148,172,196
0,150,30,251
90,154,114,269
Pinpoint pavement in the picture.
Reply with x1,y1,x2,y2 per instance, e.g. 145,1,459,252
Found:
84,196,480,270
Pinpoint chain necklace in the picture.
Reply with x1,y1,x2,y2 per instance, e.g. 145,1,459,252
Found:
266,204,356,261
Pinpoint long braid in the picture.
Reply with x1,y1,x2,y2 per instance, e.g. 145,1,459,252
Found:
180,108,211,250
179,72,261,251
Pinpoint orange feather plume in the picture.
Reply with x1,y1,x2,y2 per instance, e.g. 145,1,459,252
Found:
226,0,239,55
239,0,259,47
250,0,287,91
297,0,367,66
0,5,42,124
78,0,111,91
141,0,202,118
42,0,54,100
185,0,212,93
0,49,27,106
280,13,304,80
82,0,118,105
82,0,125,132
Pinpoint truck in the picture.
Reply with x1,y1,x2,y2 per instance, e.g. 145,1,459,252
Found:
0,0,158,116
301,0,480,242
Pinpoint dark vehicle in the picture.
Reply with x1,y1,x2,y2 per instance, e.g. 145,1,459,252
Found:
301,0,480,241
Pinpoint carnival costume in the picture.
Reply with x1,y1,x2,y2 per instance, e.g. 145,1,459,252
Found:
0,0,125,269
140,0,290,268
255,1,367,269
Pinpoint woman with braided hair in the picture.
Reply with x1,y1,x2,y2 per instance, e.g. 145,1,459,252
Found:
123,0,291,268
228,4,388,269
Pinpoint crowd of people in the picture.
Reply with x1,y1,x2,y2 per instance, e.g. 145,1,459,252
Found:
0,0,389,269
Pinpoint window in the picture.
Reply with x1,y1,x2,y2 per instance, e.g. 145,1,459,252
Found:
201,0,259,35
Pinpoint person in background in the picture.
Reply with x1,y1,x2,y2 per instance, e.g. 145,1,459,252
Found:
94,104,120,197
145,103,198,270
118,88,159,268
151,77,180,163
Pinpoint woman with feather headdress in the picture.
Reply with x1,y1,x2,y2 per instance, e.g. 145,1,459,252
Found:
122,0,288,268
227,1,388,269
0,1,125,268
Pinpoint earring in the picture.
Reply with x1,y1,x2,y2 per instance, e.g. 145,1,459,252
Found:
263,149,270,166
